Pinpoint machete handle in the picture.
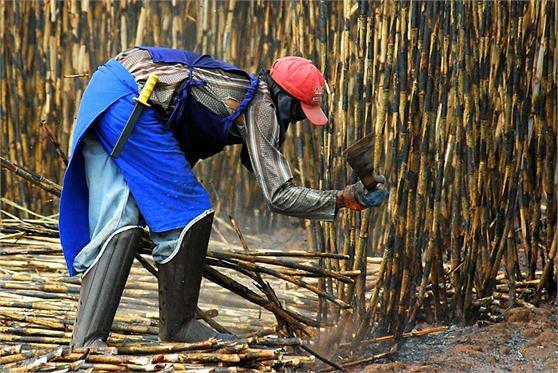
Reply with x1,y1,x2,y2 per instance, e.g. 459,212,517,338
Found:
134,74,158,107
362,174,386,191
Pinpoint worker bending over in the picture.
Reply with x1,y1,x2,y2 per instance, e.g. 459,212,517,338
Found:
59,47,388,347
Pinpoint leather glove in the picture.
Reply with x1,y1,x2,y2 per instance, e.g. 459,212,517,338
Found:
341,177,389,211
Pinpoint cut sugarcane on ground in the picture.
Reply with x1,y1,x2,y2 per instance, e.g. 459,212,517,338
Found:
0,205,552,371
0,210,380,371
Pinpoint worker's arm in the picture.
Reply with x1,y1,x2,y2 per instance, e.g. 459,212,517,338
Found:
238,84,339,221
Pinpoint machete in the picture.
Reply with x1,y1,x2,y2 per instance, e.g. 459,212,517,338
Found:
110,74,159,158
343,133,385,191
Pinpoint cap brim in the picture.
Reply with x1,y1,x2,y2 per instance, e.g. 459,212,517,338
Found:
301,102,328,126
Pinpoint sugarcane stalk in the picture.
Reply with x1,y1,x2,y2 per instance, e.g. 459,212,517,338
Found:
5,346,66,372
208,250,354,284
39,120,68,166
340,325,448,348
0,156,62,197
227,251,350,259
0,344,22,357
535,228,558,300
203,265,315,333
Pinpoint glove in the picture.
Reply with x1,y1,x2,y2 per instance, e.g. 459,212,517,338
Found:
342,178,389,211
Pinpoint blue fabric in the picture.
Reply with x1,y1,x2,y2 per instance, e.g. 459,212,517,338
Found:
60,60,211,275
72,132,142,273
175,96,238,166
137,46,260,165
141,46,248,74
352,178,390,208
73,132,184,273
61,48,260,275
60,60,137,276
92,95,211,229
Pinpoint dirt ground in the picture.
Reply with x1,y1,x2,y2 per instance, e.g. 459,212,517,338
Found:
362,304,558,373
254,229,557,372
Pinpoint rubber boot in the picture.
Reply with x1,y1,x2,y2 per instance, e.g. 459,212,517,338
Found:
158,211,235,342
71,226,143,348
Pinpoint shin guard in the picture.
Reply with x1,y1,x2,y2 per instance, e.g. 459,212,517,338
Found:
158,211,217,342
71,226,142,348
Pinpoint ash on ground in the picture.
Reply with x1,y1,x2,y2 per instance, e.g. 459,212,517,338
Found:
362,304,558,372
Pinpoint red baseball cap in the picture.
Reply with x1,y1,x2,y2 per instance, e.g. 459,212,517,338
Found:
269,56,328,126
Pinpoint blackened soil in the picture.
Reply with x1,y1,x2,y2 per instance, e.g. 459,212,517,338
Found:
361,304,558,373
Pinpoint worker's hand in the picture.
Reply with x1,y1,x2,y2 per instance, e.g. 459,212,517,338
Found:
341,179,389,211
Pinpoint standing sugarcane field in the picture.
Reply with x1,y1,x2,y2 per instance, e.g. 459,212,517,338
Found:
0,0,557,371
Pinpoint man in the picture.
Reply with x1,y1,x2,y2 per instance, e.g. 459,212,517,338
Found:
59,46,388,348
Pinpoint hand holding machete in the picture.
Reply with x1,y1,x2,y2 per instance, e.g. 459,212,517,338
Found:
341,134,389,211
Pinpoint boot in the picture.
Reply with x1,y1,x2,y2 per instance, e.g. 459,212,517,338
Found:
158,211,235,342
71,226,143,348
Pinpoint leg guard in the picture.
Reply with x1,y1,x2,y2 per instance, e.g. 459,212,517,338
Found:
71,226,143,348
158,211,222,342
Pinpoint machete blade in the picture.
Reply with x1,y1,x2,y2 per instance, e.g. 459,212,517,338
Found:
343,134,377,190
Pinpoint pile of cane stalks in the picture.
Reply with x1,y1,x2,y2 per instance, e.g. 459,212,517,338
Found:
0,340,312,372
0,198,366,371
0,197,550,372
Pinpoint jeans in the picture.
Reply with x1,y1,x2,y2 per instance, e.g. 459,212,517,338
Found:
73,132,182,273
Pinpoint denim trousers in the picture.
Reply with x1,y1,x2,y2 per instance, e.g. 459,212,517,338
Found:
73,132,182,273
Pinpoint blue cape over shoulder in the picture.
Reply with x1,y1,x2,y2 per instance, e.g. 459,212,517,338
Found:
59,60,211,275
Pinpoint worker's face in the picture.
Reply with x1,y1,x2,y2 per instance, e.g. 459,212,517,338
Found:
275,90,306,125
290,99,306,123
